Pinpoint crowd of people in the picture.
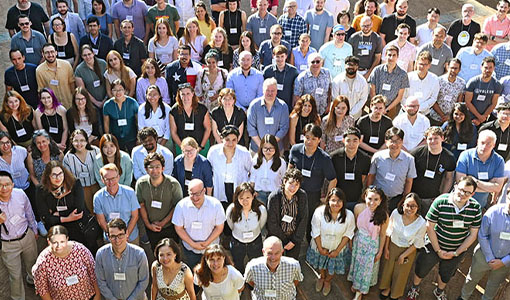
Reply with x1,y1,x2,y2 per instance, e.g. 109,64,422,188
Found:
2,0,510,299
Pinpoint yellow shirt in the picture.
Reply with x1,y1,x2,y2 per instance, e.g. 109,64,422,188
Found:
36,59,75,109
197,18,216,43
351,14,383,33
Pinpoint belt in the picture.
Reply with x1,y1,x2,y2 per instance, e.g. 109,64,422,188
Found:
1,228,28,242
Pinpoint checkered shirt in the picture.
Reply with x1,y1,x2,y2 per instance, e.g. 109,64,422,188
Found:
278,14,308,48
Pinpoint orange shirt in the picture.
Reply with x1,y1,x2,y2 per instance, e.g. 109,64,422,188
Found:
351,14,383,33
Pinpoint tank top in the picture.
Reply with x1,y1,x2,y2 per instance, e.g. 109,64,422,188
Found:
223,10,242,46
49,32,75,60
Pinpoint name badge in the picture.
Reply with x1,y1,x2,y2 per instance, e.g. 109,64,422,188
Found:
16,128,27,137
56,205,68,211
259,28,266,34
285,30,292,36
114,273,126,280
191,221,202,229
20,85,30,92
498,143,508,151
49,126,59,134
207,90,215,97
151,201,162,209
92,48,99,55
243,231,254,239
230,28,237,34
50,79,59,85
264,117,274,125
79,172,89,178
414,92,423,98
382,83,391,91
93,80,100,87
477,94,486,101
126,15,133,21
185,179,191,186
424,170,435,179
25,47,34,54
65,275,79,286
300,134,305,141
452,220,464,228
385,172,396,181
312,24,320,31
431,58,439,65
334,135,343,142
345,173,355,180
10,215,22,225
300,65,307,70
496,30,504,36
12,172,21,178
500,232,510,240
505,59,510,67
282,215,293,223
277,84,283,91
122,53,130,60
369,136,379,144
225,172,234,183
118,119,127,126
478,172,489,180
457,143,467,150
218,60,224,67
185,123,194,130
470,64,478,70
316,88,324,95
265,290,277,297
361,49,369,56
109,212,120,219
302,169,311,177
58,51,66,57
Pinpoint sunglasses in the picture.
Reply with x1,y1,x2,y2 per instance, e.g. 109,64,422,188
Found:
335,32,346,36
18,22,30,26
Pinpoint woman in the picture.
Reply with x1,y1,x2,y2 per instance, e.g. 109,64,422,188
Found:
232,31,260,69
442,103,478,161
306,188,355,296
27,130,64,186
103,79,139,152
337,11,356,42
32,226,100,300
348,186,389,300
75,45,108,109
104,50,136,98
151,238,196,300
289,95,321,146
226,183,267,274
249,134,286,205
194,245,244,300
138,85,171,145
194,2,216,42
195,50,229,111
266,168,308,259
66,88,101,145
172,137,213,196
93,134,132,187
290,33,316,72
380,0,396,18
0,90,36,148
49,16,79,69
170,82,211,156
179,19,208,61
136,59,171,104
149,18,179,66
88,0,113,37
380,193,426,300
63,129,100,214
321,96,355,154
34,88,68,151
207,125,251,208
210,88,246,145
202,28,233,70
218,0,246,48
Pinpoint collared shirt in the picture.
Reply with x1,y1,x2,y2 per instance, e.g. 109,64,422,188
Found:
172,195,226,253
63,146,100,187
491,42,510,80
393,113,430,151
50,12,86,39
0,146,29,190
295,0,314,18
263,64,299,110
247,97,290,151
131,144,174,180
479,119,510,161
291,46,317,72
429,75,465,122
137,103,171,140
94,150,133,188
226,68,264,110
95,243,149,300
347,31,383,70
288,143,336,192
0,189,36,240
259,39,292,69
136,77,170,104
10,30,46,65
36,59,76,109
369,149,417,198
93,185,141,241
310,205,355,251
172,153,213,192
404,71,440,115
305,10,334,51
102,96,139,142
387,209,426,248
250,155,287,193
318,41,353,79
331,148,371,203
278,14,307,48
332,72,369,120
245,256,303,300
483,14,510,51
479,204,510,265
418,42,453,76
456,47,492,81
112,0,148,39
294,68,332,115
415,23,445,47
246,12,278,46
368,63,409,106
226,203,267,243
113,36,148,76
382,40,416,71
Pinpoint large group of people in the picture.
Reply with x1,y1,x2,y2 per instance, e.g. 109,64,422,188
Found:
2,0,510,299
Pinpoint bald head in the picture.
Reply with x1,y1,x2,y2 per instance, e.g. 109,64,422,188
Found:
263,236,283,251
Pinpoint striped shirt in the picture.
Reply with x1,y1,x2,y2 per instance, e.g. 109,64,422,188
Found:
0,146,29,190
426,193,482,251
281,194,298,235
63,146,100,187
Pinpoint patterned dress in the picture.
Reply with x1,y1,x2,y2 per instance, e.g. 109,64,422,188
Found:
321,115,355,154
156,263,191,300
33,154,61,182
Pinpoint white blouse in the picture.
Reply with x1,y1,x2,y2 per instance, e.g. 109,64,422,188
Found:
137,102,171,139
226,203,267,243
194,265,245,300
386,209,427,248
310,205,355,251
249,155,287,193
179,35,206,61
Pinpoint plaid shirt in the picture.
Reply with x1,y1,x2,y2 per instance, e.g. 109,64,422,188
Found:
294,68,332,115
245,256,304,300
492,42,510,80
278,14,307,48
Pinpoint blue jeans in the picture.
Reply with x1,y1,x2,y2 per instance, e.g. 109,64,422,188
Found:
182,246,203,271
256,191,271,206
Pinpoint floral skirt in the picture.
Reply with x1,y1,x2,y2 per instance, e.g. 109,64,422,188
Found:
347,229,380,294
306,245,351,275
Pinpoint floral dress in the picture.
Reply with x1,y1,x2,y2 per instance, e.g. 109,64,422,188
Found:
321,115,355,154
33,154,61,182
195,68,228,111
156,263,191,300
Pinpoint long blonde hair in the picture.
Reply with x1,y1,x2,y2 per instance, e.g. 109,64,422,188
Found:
182,18,202,46
208,27,229,54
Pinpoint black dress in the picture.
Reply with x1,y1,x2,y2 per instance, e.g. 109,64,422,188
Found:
222,10,242,46
41,112,64,144
0,111,34,144
170,103,209,145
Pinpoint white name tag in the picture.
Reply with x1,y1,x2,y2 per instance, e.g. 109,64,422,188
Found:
114,272,126,280
243,231,254,239
424,170,435,179
500,232,510,240
498,143,508,151
151,201,162,209
300,65,307,70
285,30,292,36
207,90,215,97
382,83,391,91
453,220,464,228
277,84,283,91
478,172,489,180
109,212,120,219
444,95,453,101
10,215,22,225
56,205,68,211
505,59,510,67
20,85,30,92
118,119,127,126
185,123,194,130
49,126,58,134
470,64,478,70
185,179,190,186
302,169,311,177
65,275,79,286
218,60,224,67
457,143,467,150
369,136,379,144
58,51,66,57
477,94,486,101
16,128,27,137
191,221,202,229
361,49,369,56
414,92,423,98
126,15,133,21
122,53,130,60
93,80,100,87
385,172,396,181
316,88,324,95
312,24,320,31
12,172,21,178
334,135,343,142
25,47,34,54
431,58,439,65
345,173,355,180
300,134,305,141
264,117,274,125
92,48,99,55
230,28,237,34
259,28,266,34
496,30,504,36
282,215,293,223
265,289,277,297
50,79,59,85
79,172,89,178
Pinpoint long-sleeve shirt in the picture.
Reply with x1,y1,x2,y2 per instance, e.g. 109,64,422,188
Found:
331,72,369,120
247,97,289,151
36,181,86,228
478,203,510,266
226,68,264,110
0,188,37,240
266,189,308,245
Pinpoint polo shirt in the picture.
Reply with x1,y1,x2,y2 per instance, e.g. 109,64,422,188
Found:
112,0,148,40
318,41,353,79
79,33,114,60
258,39,292,69
479,120,510,161
393,113,430,151
4,63,39,109
10,30,46,65
447,19,481,56
368,64,409,106
352,14,383,33
113,36,148,76
35,59,75,109
380,14,417,44
5,2,49,36
131,144,174,179
348,31,383,70
246,12,278,47
404,71,440,115
331,148,371,203
369,149,417,198
293,68,332,115
465,75,503,117
418,42,453,76
263,64,300,111
226,68,264,110
247,97,290,151
456,47,492,81
483,15,510,51
305,10,334,51
491,42,510,80
278,13,307,48
356,114,394,150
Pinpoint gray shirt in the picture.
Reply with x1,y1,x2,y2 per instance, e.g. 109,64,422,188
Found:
465,75,503,116
305,9,334,51
368,64,410,106
369,149,417,198
246,12,278,47
10,30,46,65
348,31,383,70
418,42,453,76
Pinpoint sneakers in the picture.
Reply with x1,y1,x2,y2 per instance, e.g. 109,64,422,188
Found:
37,221,47,237
433,288,447,300
315,278,324,292
322,281,331,296
406,286,420,300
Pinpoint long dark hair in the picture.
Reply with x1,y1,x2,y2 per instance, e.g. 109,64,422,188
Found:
69,129,93,154
361,186,388,226
41,160,76,193
194,245,234,287
228,182,263,223
195,1,212,26
323,188,347,223
98,134,123,176
144,85,166,120
254,134,282,171
69,87,98,125
290,94,321,125
397,192,422,215
238,31,258,53
80,44,105,86
444,103,473,144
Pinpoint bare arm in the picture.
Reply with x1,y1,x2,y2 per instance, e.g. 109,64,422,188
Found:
103,115,110,134
114,19,121,39
71,34,80,69
201,113,212,148
169,115,182,147
366,173,375,186
324,27,332,44
96,213,108,232
403,177,413,197
211,119,222,144
464,91,483,124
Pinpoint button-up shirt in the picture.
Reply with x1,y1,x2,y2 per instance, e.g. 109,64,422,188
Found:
0,146,29,190
404,71,440,115
278,14,307,48
479,204,510,265
456,47,492,81
131,144,174,180
226,68,264,110
259,39,292,69
246,12,278,47
0,189,37,240
294,68,332,115
382,40,416,71
491,42,510,80
111,0,148,40
483,14,510,51
368,63,409,106
369,149,417,198
249,155,287,193
429,75,465,122
291,46,317,72
263,64,300,110
332,72,369,119
393,112,430,151
36,59,76,109
226,203,267,243
247,97,290,151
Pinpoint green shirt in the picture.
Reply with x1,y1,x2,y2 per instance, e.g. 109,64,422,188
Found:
75,59,107,103
146,4,180,36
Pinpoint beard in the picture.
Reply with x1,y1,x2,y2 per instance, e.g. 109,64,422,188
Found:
346,68,356,76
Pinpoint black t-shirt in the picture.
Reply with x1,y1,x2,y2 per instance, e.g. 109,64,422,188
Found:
210,105,247,145
479,120,510,161
447,19,481,56
170,103,209,145
113,37,148,76
356,114,393,150
6,2,49,35
410,145,455,199
331,148,371,203
380,14,417,44
202,45,234,71
4,64,39,109
0,111,34,144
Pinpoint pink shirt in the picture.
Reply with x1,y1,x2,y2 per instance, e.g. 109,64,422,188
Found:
382,40,416,71
357,207,380,240
483,15,510,50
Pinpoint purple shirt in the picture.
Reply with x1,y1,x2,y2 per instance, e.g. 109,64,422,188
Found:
112,0,148,40
0,189,37,240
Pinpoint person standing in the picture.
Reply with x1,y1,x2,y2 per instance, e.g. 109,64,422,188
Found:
379,0,416,45
6,0,49,37
318,24,353,79
356,95,394,155
483,0,510,51
479,102,510,161
246,0,278,47
278,0,307,48
10,15,47,66
418,27,453,76
263,45,299,111
446,4,480,56
305,0,333,51
112,0,148,42
347,16,383,80
113,19,148,77
4,49,39,109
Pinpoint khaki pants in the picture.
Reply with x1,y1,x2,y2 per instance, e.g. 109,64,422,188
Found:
379,240,417,299
83,183,100,215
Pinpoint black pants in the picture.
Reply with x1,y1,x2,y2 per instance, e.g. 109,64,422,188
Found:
389,194,403,213
146,226,180,252
230,235,263,274
306,191,321,243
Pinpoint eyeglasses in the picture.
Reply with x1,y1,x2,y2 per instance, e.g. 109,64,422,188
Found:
50,172,64,179
112,89,124,93
456,187,474,196
335,32,346,36
108,233,126,240
310,60,321,65
271,32,283,35
189,188,205,197
147,165,162,170
102,176,119,182
53,23,63,27
0,141,12,146
0,183,13,189
75,97,87,101
361,24,371,28
404,204,418,209
18,22,30,26
262,147,275,152
178,82,192,90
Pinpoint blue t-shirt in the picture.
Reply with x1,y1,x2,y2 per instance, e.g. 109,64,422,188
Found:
87,13,113,36
305,10,333,51
103,96,139,142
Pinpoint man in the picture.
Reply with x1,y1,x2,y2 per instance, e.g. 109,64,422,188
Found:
136,152,182,250
368,45,409,118
132,127,174,180
479,102,510,161
263,45,299,111
458,199,510,300
36,43,76,109
456,130,506,208
410,127,455,216
259,24,292,69
382,23,416,72
356,95,394,155
446,4,481,56
393,97,430,151
348,15,383,79
351,0,382,33
246,0,278,47
146,0,180,37
210,0,226,24
10,15,46,66
5,49,39,109
113,20,148,77
366,127,417,211
403,51,440,116
79,16,114,60
112,0,149,43
456,33,491,81
245,236,304,300
0,171,38,300
418,27,453,76
46,0,77,16
406,175,481,300
415,8,443,47
166,45,202,104
6,0,49,37
429,58,466,124
94,163,141,244
226,51,264,110
95,218,149,300
318,24,353,79
294,53,332,115
483,0,510,51
331,128,371,210
278,0,307,48
491,40,510,80
247,78,290,152
305,0,334,51
49,0,86,40
172,179,225,269
380,0,416,46
331,55,369,120
465,56,502,126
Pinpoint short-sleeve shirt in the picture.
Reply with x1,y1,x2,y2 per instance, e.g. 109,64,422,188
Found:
331,148,371,203
393,113,430,151
348,31,383,70
148,36,179,64
429,75,466,122
479,120,510,161
456,47,492,81
75,59,107,103
102,96,139,142
369,149,417,198
380,14,417,44
305,10,334,51
10,30,47,65
112,0,148,39
318,41,353,79
418,42,453,76
352,14,383,33
113,37,148,76
146,4,180,35
491,42,510,80
447,19,481,56
262,64,300,110
6,2,49,35
36,59,76,109
4,63,39,109
356,115,393,150
246,12,278,47
483,15,510,51
293,69,332,115
465,75,503,116
368,64,410,106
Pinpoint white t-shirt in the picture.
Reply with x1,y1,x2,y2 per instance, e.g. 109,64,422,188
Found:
179,35,206,61
148,36,179,64
103,68,137,84
386,209,427,248
194,265,245,300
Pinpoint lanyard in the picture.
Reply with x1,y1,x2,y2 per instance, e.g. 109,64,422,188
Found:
14,68,29,88
369,116,382,139
344,152,357,174
44,113,59,131
228,10,238,30
301,147,316,171
115,100,127,120
425,149,442,172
